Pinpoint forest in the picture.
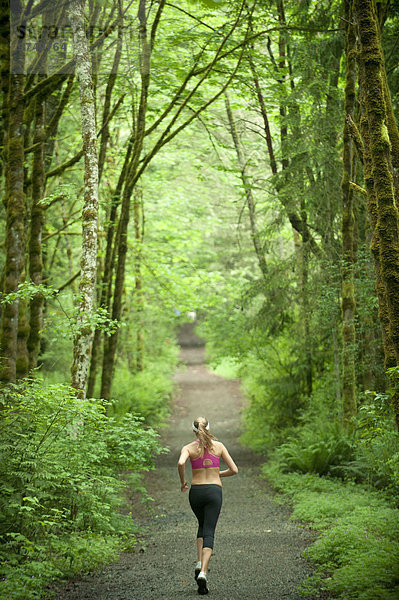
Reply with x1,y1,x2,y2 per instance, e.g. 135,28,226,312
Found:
1,0,399,598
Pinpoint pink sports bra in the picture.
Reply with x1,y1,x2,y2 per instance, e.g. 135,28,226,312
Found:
190,441,220,469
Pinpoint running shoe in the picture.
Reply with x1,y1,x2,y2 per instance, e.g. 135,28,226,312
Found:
197,573,209,595
194,561,201,581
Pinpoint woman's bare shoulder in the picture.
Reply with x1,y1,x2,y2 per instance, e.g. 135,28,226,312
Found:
182,441,197,449
212,440,225,453
184,441,200,451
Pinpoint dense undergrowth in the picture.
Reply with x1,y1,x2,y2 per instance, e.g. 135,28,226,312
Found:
0,357,175,600
264,466,399,600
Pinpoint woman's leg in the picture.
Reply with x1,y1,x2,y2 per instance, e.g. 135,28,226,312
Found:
200,486,223,574
200,547,212,574
190,485,222,588
189,487,204,532
189,486,205,570
196,537,203,562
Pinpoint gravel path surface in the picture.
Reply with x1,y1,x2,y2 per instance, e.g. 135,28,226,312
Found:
53,347,315,600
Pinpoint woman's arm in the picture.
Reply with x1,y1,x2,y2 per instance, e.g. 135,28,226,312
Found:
177,446,190,492
219,444,238,477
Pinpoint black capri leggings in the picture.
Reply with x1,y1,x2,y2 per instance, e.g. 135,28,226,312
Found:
189,484,223,550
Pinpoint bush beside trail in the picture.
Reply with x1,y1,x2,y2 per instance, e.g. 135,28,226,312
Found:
0,379,166,600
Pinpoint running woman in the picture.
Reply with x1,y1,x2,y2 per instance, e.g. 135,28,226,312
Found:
177,416,238,595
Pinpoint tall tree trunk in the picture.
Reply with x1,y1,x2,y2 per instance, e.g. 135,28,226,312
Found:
62,194,77,293
355,0,399,364
68,0,99,398
276,0,289,172
356,0,399,428
0,0,26,384
133,188,144,372
0,0,10,180
27,92,46,371
364,132,398,424
382,59,399,203
300,198,313,396
341,0,357,421
332,323,342,417
16,293,29,378
359,80,398,427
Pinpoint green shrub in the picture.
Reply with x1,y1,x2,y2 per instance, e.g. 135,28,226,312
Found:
263,465,399,599
0,379,164,599
238,350,307,453
106,331,179,424
273,420,356,476
208,356,240,379
238,356,343,455
108,361,176,424
349,393,399,495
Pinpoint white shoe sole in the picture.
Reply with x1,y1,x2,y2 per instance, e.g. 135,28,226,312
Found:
197,576,209,595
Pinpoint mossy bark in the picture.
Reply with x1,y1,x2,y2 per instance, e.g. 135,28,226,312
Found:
68,0,99,398
357,10,399,428
133,189,144,372
16,293,29,379
276,0,289,172
300,199,313,397
382,72,399,206
355,0,399,373
363,127,398,423
0,0,26,383
0,0,10,180
341,0,357,421
27,94,46,371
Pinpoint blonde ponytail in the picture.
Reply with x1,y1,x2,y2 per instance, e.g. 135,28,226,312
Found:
193,416,217,456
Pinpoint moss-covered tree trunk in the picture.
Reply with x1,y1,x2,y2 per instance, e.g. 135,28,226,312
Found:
16,293,29,378
358,77,398,427
27,93,46,371
382,61,399,205
276,0,289,172
355,0,399,367
341,0,357,421
355,0,399,428
133,189,144,372
300,198,313,397
0,0,26,383
0,0,9,179
68,0,99,398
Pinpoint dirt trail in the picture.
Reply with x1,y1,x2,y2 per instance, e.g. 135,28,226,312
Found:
54,347,314,600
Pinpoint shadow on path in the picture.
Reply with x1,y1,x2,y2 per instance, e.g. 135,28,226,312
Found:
53,347,314,600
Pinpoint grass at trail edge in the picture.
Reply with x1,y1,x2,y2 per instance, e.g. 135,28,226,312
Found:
263,464,399,600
